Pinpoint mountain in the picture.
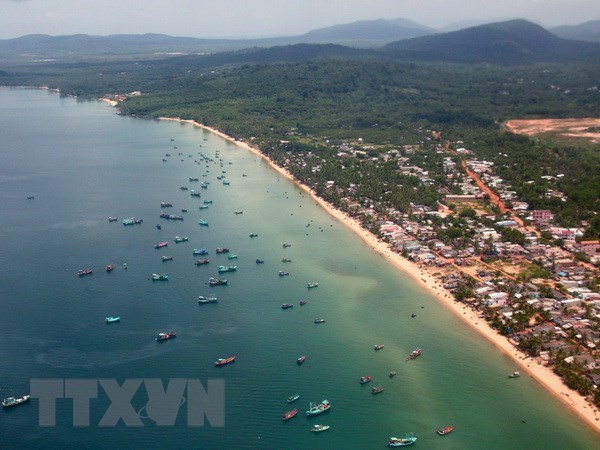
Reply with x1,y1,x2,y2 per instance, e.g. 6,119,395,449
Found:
551,20,600,42
300,18,434,45
383,19,600,63
0,18,435,64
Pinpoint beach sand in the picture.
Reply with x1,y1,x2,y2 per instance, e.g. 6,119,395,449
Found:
157,115,600,434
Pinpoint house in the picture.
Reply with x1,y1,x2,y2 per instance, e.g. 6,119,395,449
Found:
485,292,509,308
531,209,554,224
578,240,600,256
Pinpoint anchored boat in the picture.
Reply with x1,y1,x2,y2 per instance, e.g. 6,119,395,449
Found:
78,269,93,277
387,435,417,447
305,400,330,416
287,394,300,404
214,356,235,366
437,426,453,436
155,331,177,342
151,273,169,281
105,316,120,323
208,277,227,286
311,424,330,432
195,259,210,265
282,408,298,421
2,395,30,408
198,296,218,304
406,349,422,361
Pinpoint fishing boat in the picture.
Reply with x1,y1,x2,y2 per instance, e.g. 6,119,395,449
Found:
437,426,453,436
203,200,213,204
305,400,330,416
162,255,173,261
214,356,235,366
255,259,265,264
314,318,325,324
190,190,201,197
282,258,291,263
311,424,330,432
198,296,218,304
227,254,238,260
156,224,161,230
198,220,209,226
299,300,307,306
193,249,208,255
218,265,237,273
215,247,229,254
222,180,230,185
282,408,298,421
123,263,128,269
169,215,184,220
281,303,294,309
359,375,373,384
2,395,30,408
106,264,115,272
278,271,289,277
181,209,187,213
160,202,173,208
283,243,291,248
155,241,168,249
387,435,417,447
287,394,300,404
174,236,189,243
78,269,93,277
374,344,385,351
208,277,227,286
123,217,143,225
389,371,397,378
27,195,35,200
249,233,258,238
108,217,118,222
371,386,384,394
297,355,306,365
155,331,177,342
406,349,422,361
189,177,199,181
509,371,521,378
198,204,209,209
307,282,319,288
195,259,210,265
234,210,243,214
105,316,120,323
179,186,188,190
151,273,169,281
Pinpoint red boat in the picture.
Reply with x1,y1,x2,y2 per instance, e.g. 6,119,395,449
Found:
106,264,115,272
297,355,306,365
359,375,373,384
214,356,236,366
195,259,210,265
155,331,177,342
406,348,422,361
282,408,298,421
437,426,453,436
374,344,385,351
155,242,168,249
78,269,93,276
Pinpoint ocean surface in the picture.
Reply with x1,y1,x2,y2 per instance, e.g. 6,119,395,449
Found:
0,87,598,449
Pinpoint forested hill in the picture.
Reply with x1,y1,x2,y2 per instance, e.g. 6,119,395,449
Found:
383,19,600,63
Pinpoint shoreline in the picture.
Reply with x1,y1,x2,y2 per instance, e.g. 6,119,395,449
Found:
156,115,600,433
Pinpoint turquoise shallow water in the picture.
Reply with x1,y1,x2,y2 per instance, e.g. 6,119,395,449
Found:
0,87,598,449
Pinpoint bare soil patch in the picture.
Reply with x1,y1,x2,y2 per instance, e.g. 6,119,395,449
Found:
505,118,600,144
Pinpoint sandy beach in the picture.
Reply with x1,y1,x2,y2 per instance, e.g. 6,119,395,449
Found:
157,115,600,433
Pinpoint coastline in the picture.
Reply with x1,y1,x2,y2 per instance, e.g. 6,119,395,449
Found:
156,115,600,433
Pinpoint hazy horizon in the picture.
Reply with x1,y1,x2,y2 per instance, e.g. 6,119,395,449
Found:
0,0,599,40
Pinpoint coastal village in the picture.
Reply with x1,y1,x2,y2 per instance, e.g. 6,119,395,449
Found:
103,92,600,421
268,129,600,412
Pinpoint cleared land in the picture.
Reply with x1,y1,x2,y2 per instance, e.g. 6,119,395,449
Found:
505,118,600,143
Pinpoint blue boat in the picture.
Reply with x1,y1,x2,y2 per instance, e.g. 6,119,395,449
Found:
193,249,208,255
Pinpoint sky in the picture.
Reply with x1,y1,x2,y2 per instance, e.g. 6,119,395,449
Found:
0,0,598,39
